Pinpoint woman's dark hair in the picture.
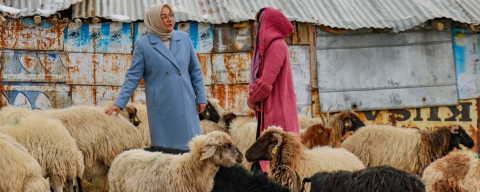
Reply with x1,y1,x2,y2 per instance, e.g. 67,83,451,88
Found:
255,8,265,22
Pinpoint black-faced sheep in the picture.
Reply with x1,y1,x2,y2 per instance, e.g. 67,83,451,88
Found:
341,124,475,176
199,100,221,123
200,113,236,134
0,133,50,192
328,110,365,147
101,101,141,126
0,105,144,192
108,131,243,192
422,151,480,192
302,165,425,192
0,115,84,192
139,145,300,192
245,126,365,191
300,113,334,149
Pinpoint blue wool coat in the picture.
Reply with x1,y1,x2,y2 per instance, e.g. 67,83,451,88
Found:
114,31,207,150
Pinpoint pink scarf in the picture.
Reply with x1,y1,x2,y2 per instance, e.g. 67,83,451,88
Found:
249,8,268,88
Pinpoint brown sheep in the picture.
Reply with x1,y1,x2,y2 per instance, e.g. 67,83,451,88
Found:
422,151,480,192
300,108,334,149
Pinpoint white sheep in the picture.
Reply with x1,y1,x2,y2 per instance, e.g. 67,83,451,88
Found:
341,124,475,176
422,151,480,192
227,117,258,169
108,131,243,192
0,115,84,192
298,114,323,130
102,101,151,147
0,105,145,192
245,126,366,191
0,133,50,192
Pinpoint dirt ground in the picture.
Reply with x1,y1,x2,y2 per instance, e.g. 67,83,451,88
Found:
83,179,104,192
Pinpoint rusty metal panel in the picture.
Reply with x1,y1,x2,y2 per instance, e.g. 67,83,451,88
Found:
1,50,67,82
213,21,254,53
71,86,96,106
65,53,132,86
95,86,121,106
1,83,71,109
197,54,212,86
64,22,133,54
454,27,480,100
134,22,214,53
356,99,479,152
317,27,458,113
132,88,146,104
213,85,253,116
0,19,67,50
177,22,214,53
205,85,213,98
212,53,252,84
289,45,312,117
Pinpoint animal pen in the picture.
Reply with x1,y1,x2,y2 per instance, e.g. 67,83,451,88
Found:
0,0,480,154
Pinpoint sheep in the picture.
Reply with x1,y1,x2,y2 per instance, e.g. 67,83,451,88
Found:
0,105,144,192
139,145,300,192
301,165,425,192
341,124,475,176
300,113,334,149
0,115,84,192
200,112,236,134
103,101,151,146
298,115,323,130
0,133,50,192
422,151,480,192
328,110,365,147
224,115,258,170
108,131,243,192
245,126,366,191
101,101,141,126
199,100,221,123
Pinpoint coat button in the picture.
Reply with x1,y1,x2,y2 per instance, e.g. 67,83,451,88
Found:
177,72,181,76
166,72,170,76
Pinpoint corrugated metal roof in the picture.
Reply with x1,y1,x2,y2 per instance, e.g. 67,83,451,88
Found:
2,0,480,32
0,0,84,17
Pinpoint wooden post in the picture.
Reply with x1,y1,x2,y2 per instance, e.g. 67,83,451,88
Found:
309,24,320,117
292,21,298,44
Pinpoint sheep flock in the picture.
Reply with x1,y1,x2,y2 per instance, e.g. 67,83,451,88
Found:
0,97,478,192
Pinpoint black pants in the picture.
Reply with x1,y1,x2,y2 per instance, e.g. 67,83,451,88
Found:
251,110,262,172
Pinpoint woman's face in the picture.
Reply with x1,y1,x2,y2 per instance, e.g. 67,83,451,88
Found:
160,7,174,32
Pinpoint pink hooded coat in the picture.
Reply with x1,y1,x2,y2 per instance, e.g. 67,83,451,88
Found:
248,8,300,172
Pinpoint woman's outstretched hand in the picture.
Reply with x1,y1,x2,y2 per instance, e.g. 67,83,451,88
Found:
105,105,121,116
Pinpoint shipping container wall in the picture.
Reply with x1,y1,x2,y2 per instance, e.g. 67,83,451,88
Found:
0,18,315,118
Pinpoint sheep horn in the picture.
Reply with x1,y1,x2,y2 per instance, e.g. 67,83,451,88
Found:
326,106,332,126
272,133,282,155
279,165,301,192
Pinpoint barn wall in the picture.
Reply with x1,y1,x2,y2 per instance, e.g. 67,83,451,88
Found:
0,18,316,118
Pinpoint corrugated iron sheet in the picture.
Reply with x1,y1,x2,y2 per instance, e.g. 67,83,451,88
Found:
213,84,253,116
64,22,132,54
1,83,71,109
0,0,82,17
212,52,251,84
0,19,67,50
289,45,312,117
69,0,480,32
213,21,253,53
356,98,479,152
71,85,144,106
454,27,480,100
317,25,458,113
1,50,67,82
65,53,132,86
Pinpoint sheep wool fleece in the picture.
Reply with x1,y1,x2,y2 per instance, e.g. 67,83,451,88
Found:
247,8,299,171
114,31,207,150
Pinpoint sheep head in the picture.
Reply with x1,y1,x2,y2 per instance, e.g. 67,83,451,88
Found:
124,104,141,126
245,126,288,162
448,125,475,150
301,124,334,149
222,112,237,128
189,131,243,167
199,100,221,123
336,111,365,134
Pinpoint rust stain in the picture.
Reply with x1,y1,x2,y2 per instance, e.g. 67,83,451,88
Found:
212,53,251,84
197,54,212,85
477,98,480,153
92,54,98,85
213,84,253,116
0,19,66,50
312,88,320,118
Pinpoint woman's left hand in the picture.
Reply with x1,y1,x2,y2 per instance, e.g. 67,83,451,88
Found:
248,101,261,111
197,103,206,113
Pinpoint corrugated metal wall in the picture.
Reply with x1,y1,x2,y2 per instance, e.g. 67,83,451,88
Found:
0,18,317,117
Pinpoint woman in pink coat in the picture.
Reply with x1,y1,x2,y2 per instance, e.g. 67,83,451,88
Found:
247,7,300,172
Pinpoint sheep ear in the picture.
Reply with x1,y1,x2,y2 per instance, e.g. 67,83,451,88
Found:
450,125,459,134
200,145,217,161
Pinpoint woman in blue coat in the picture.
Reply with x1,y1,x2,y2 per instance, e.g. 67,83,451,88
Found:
105,4,207,150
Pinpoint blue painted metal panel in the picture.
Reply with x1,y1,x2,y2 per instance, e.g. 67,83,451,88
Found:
454,27,480,100
134,22,213,53
2,83,72,110
1,50,67,82
64,22,133,54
